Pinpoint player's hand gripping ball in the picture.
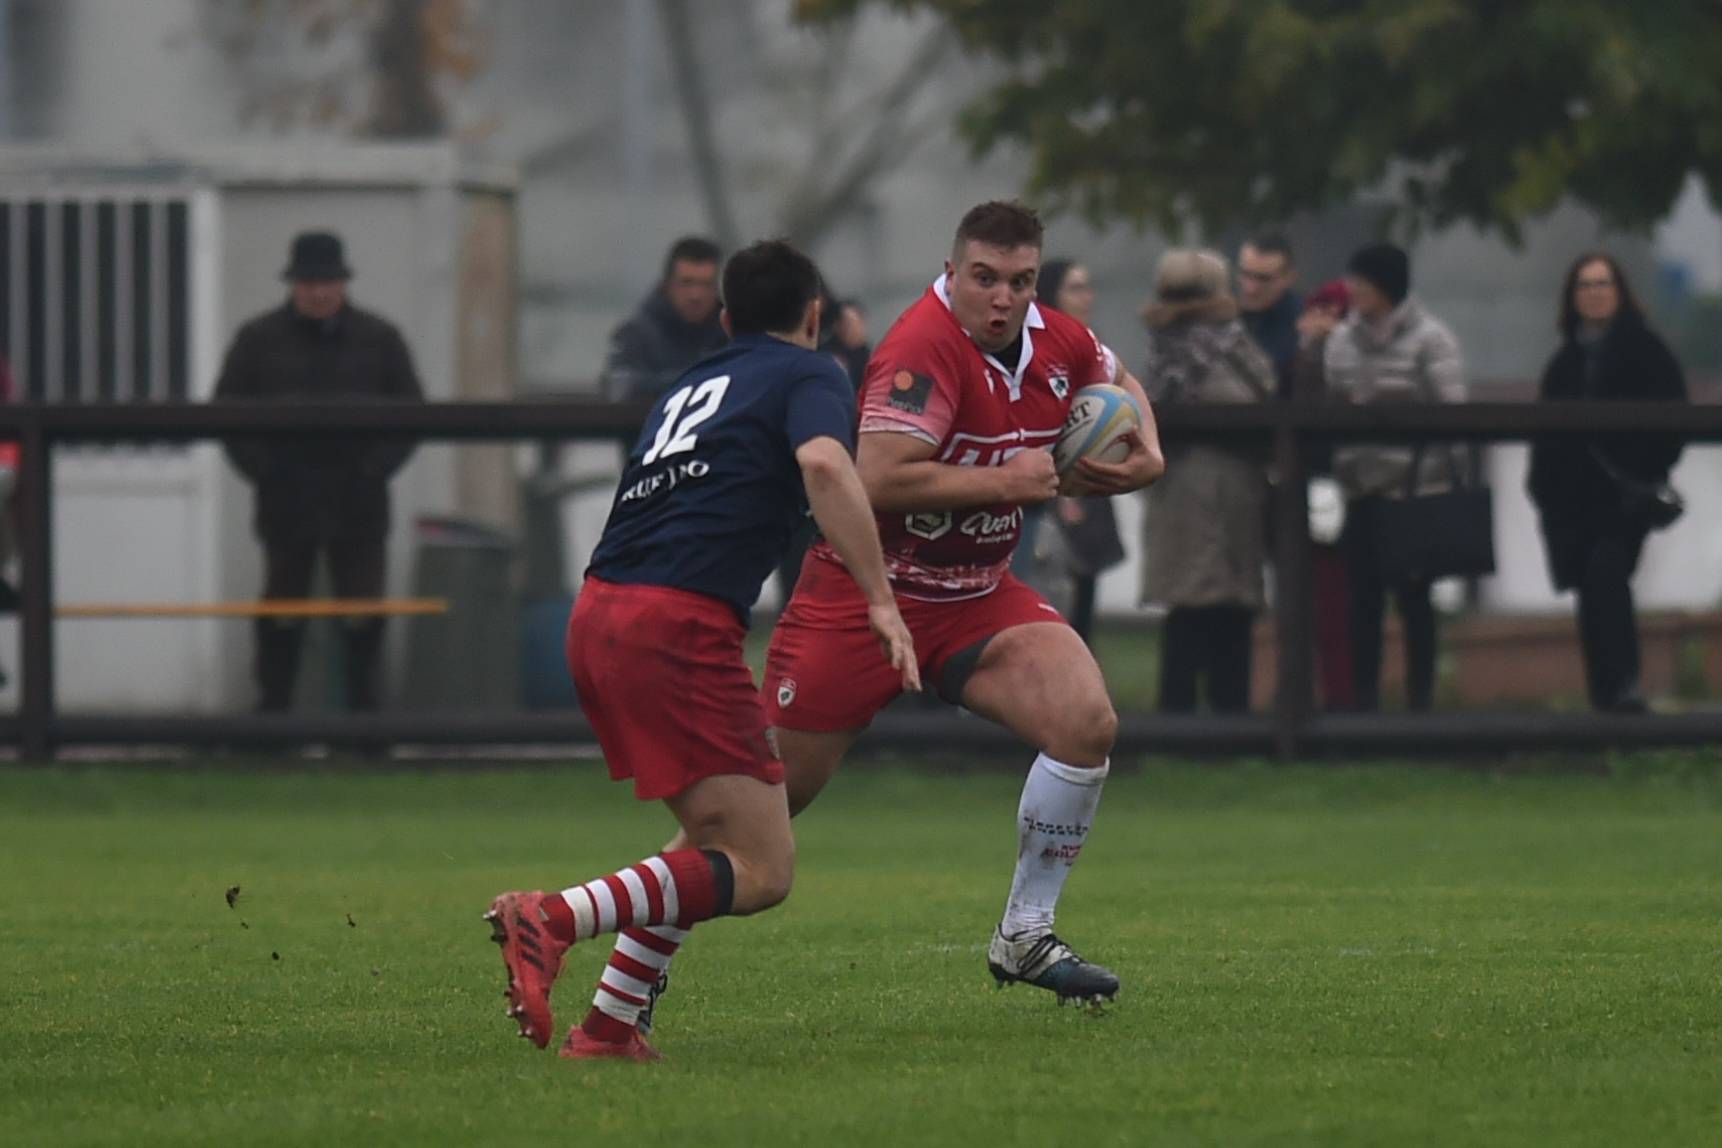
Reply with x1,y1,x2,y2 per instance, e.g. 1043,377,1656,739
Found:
1052,384,1144,475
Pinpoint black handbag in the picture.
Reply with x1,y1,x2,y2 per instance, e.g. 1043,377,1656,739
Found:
1589,448,1685,531
1371,442,1497,583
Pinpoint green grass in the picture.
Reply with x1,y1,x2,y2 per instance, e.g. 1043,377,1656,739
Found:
4,759,1722,1147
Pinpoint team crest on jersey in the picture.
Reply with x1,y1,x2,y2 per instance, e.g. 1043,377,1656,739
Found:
1048,374,1070,400
905,511,952,541
887,370,934,414
776,677,798,709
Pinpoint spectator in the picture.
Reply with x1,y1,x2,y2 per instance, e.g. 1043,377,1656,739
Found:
214,231,425,713
778,294,871,601
1238,232,1301,396
600,236,727,402
1140,250,1275,713
1292,279,1357,711
822,297,872,387
1039,259,1125,644
1326,242,1465,712
1528,253,1688,713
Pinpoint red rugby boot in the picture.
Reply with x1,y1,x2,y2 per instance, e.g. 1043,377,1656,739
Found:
484,891,571,1049
558,1024,662,1062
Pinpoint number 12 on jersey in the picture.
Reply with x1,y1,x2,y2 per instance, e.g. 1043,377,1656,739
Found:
643,375,731,465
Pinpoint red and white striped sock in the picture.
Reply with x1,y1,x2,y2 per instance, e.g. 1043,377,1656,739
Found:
539,848,732,943
585,925,688,1035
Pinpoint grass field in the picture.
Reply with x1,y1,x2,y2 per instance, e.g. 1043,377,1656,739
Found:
4,756,1722,1147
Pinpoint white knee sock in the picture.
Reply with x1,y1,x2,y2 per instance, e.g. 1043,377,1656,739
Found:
1000,753,1109,938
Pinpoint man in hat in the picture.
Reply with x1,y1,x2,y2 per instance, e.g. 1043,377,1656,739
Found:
214,230,426,713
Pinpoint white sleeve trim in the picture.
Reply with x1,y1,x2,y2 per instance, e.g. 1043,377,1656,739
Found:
858,416,941,446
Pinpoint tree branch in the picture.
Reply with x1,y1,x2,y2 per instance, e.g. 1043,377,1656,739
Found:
656,0,743,250
780,26,957,246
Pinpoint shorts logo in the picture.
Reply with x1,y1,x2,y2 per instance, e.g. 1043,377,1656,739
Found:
776,677,797,709
1048,374,1069,400
905,511,952,541
887,370,935,415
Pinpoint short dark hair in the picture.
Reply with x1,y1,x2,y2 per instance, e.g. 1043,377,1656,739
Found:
1558,251,1645,339
1243,232,1295,265
721,239,823,336
662,235,723,281
953,201,1044,258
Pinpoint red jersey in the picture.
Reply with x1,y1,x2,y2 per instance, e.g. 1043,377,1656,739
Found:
809,276,1118,601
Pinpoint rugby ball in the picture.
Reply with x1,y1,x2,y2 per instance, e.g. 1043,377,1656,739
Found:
1053,384,1142,474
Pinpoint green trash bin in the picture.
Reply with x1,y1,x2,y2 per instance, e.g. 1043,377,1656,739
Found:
402,515,519,711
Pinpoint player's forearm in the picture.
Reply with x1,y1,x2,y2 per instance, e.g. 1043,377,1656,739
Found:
1116,369,1166,477
860,456,1023,514
803,457,897,608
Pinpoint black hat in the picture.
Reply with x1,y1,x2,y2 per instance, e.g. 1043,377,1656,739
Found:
282,231,353,281
1346,242,1409,306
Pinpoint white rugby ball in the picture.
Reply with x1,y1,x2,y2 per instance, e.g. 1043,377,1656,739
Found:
1053,384,1142,474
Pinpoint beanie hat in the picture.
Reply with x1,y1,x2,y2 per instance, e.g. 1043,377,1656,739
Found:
1305,278,1352,314
1346,243,1410,306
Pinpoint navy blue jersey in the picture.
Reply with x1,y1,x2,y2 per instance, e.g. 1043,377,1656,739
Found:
586,333,856,619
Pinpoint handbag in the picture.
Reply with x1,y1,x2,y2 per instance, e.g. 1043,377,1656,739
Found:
1367,342,1496,583
1370,443,1496,582
1589,447,1684,531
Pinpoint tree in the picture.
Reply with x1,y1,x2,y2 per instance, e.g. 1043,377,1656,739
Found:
661,1,959,252
195,0,481,138
797,0,1722,240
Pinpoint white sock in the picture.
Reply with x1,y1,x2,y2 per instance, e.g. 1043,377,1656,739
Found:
594,925,688,1027
1000,753,1109,938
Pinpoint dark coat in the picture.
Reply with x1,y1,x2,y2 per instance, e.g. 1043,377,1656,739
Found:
599,289,729,402
1527,315,1687,589
214,302,425,542
1241,290,1301,397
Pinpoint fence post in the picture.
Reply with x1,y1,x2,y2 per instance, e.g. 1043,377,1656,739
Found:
1271,412,1314,760
18,415,54,760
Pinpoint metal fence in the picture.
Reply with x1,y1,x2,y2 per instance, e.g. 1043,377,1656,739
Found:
3,397,1721,761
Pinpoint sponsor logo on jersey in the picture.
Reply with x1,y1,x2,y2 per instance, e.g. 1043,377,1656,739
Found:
886,370,935,415
905,511,952,541
959,507,1022,543
1048,373,1069,400
618,458,712,504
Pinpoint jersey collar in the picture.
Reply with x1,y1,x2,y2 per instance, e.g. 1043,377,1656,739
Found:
933,274,1043,399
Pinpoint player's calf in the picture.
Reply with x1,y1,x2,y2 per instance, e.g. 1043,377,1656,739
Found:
665,773,797,915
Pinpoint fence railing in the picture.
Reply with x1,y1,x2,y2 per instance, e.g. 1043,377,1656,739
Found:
4,397,1721,761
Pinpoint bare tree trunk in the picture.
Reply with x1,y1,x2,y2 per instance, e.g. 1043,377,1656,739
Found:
656,0,741,250
367,0,445,138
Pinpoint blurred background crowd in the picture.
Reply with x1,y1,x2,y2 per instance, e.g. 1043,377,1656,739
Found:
0,0,1719,725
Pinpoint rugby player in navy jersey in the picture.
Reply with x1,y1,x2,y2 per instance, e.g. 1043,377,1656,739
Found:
485,240,918,1061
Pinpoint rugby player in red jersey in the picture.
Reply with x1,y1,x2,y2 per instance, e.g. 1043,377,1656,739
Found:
767,201,1163,1003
